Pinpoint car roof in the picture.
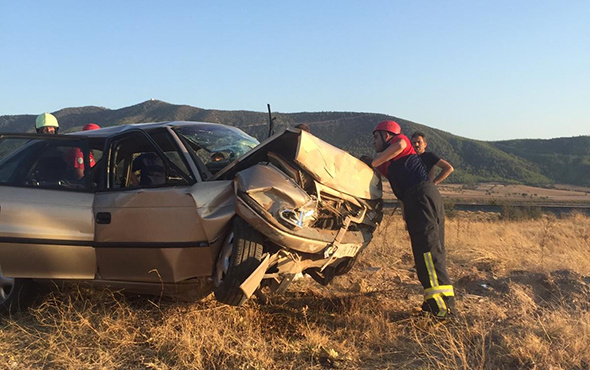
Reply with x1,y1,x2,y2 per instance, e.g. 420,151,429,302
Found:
64,121,233,138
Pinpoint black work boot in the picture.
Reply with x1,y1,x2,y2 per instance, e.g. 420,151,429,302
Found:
421,296,455,320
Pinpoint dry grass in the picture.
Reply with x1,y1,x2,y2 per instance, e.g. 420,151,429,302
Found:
382,182,590,204
1,213,589,369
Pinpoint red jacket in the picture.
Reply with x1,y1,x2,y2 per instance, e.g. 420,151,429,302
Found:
376,134,416,177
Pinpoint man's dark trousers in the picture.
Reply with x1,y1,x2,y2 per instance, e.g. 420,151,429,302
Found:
403,181,455,317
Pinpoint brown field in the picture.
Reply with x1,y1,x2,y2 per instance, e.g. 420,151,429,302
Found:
382,182,590,205
1,212,589,369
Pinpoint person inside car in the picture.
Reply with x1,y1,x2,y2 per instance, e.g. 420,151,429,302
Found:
35,113,59,134
131,152,166,186
65,123,100,180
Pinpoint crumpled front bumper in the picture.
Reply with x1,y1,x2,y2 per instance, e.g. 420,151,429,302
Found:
234,163,372,254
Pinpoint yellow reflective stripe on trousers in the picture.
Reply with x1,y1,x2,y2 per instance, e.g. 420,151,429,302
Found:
424,285,455,299
424,252,439,287
433,294,447,317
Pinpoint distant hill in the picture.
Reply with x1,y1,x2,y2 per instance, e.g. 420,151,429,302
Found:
1,100,588,186
490,137,590,187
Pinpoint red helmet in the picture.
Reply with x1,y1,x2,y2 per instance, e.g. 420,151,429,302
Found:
373,120,401,135
83,123,100,131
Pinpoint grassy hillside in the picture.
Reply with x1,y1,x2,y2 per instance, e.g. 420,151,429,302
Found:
1,100,587,186
492,137,590,186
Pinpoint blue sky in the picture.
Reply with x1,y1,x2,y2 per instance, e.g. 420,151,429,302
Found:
1,1,588,140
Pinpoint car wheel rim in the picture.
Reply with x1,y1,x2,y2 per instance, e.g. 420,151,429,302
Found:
213,232,234,287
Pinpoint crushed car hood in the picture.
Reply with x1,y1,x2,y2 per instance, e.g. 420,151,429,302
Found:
215,129,382,200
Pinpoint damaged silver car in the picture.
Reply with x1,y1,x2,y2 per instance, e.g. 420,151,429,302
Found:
0,121,382,311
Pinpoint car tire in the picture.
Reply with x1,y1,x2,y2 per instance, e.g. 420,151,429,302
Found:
334,256,357,276
0,273,36,314
214,217,264,306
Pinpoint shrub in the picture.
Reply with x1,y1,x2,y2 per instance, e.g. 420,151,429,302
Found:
500,205,543,220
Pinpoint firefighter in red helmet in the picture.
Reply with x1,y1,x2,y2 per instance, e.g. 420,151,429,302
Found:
83,123,100,131
66,123,101,179
368,120,455,319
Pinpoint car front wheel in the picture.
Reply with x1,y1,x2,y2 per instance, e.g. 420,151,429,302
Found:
0,268,34,313
214,217,264,306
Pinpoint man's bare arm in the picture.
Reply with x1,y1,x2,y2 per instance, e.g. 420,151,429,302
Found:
371,139,406,168
432,159,454,185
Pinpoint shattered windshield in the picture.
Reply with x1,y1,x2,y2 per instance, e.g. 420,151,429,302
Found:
174,124,259,174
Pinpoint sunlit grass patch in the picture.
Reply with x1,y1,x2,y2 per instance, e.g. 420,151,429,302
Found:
1,213,588,368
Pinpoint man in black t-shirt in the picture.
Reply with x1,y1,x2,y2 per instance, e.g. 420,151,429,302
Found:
411,132,454,185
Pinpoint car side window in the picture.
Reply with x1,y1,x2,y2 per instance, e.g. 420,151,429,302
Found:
0,138,31,182
0,137,95,191
107,132,191,190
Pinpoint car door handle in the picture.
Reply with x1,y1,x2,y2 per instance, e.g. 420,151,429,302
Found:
96,212,111,224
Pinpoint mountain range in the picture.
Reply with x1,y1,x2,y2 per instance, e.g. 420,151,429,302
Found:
1,100,588,186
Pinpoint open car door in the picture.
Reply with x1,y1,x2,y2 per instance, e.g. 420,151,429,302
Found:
93,129,216,283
